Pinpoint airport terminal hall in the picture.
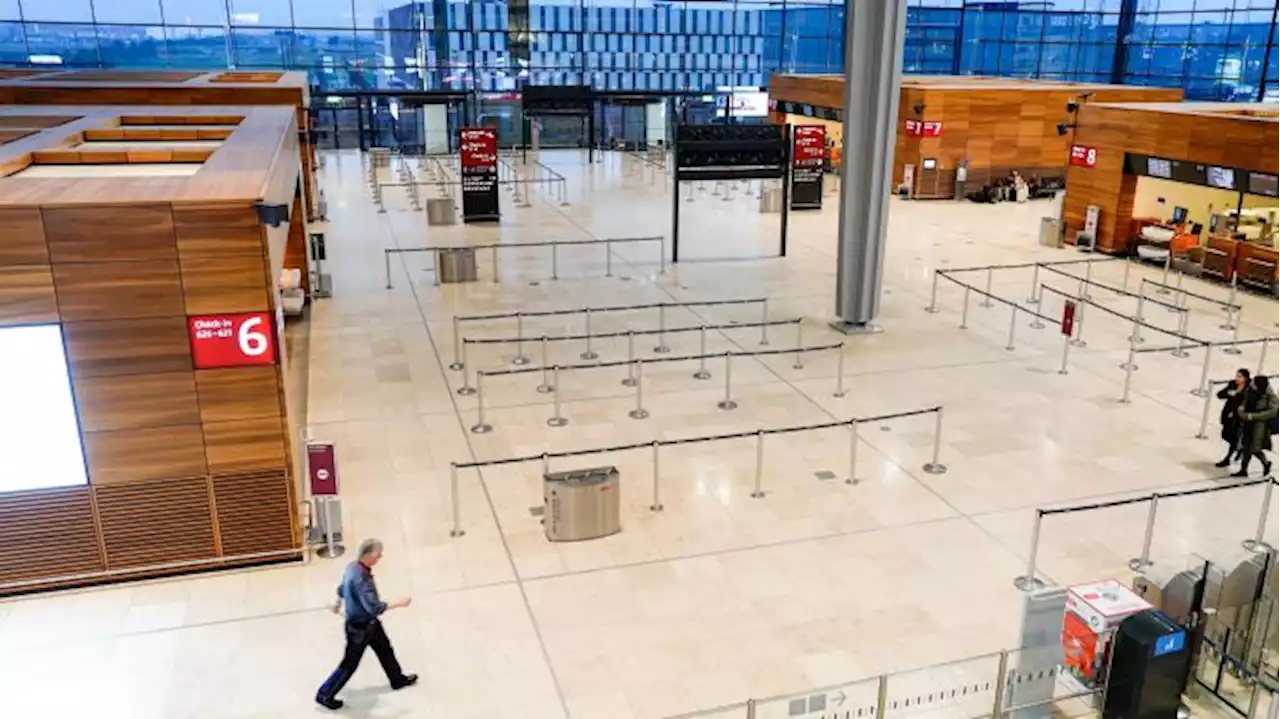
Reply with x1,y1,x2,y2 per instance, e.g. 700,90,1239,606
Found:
2,1,1280,718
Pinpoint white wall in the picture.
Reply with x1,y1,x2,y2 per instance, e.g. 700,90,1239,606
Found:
1132,176,1239,228
645,101,667,146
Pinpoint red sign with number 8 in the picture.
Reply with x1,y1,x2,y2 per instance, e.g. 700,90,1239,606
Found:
188,312,277,369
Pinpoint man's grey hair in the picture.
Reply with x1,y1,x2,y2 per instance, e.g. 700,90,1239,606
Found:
358,538,383,558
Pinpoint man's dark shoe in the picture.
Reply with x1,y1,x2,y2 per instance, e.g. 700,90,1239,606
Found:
1214,458,1231,468
391,674,419,690
1263,460,1273,477
316,695,344,710
1231,469,1249,477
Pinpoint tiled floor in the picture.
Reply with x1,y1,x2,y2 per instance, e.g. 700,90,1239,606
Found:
0,149,1275,719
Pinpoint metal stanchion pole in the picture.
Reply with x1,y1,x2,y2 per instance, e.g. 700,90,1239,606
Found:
960,287,971,329
551,243,559,280
751,430,765,498
604,240,612,278
1127,494,1160,572
1132,295,1147,344
650,440,663,512
1223,319,1242,356
1195,382,1214,439
980,267,994,308
693,326,711,379
1025,264,1040,305
457,343,476,395
432,249,441,287
512,313,530,365
1258,340,1270,377
450,316,464,370
923,407,948,474
760,300,770,345
471,372,493,434
658,238,666,275
834,347,847,397
1013,511,1045,590
793,322,804,369
654,305,670,352
532,337,552,393
927,271,941,313
1083,258,1095,299
621,331,637,387
845,420,859,485
1221,275,1238,330
1121,342,1137,404
547,366,569,427
384,251,393,289
1005,305,1018,351
874,675,889,719
581,308,599,360
1058,331,1072,375
1242,481,1276,552
1169,270,1185,312
629,360,649,419
1070,285,1088,348
717,352,737,410
1172,310,1190,358
991,651,1010,718
448,463,465,537
1120,258,1131,294
1192,343,1213,397
492,246,500,283
1158,252,1171,292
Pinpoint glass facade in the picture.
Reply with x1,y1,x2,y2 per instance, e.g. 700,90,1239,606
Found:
0,0,1274,101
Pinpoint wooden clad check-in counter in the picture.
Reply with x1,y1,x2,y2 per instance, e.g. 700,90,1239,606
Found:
0,105,305,593
767,74,1182,199
1062,102,1278,289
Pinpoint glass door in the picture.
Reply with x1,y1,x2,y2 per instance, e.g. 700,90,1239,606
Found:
310,97,362,150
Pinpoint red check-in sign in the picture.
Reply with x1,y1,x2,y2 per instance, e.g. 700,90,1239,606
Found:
188,312,277,369
1070,145,1097,168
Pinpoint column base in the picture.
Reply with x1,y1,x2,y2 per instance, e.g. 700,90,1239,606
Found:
828,321,883,335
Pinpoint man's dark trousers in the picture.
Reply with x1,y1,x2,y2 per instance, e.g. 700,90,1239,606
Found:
317,619,408,700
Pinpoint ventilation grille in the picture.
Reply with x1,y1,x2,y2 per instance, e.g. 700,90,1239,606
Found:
213,469,295,557
95,476,216,569
0,486,103,586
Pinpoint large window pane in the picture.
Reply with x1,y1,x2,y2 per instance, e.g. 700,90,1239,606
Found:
293,0,354,29
161,0,227,26
231,27,294,67
25,0,93,22
98,25,169,67
97,0,163,25
228,0,294,28
0,21,26,62
163,26,231,68
24,23,100,65
0,0,18,21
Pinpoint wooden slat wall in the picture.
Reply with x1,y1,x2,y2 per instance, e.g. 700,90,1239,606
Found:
0,197,299,594
1063,105,1280,252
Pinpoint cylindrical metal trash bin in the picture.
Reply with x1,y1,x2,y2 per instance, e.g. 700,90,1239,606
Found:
1039,217,1062,248
544,466,621,541
426,198,456,226
436,248,477,283
759,187,782,214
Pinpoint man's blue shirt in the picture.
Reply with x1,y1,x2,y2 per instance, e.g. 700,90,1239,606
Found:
337,560,387,623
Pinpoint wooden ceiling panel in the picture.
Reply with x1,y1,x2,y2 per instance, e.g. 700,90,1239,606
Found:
203,417,287,475
195,366,283,425
179,254,270,315
82,424,208,485
0,265,58,326
173,203,265,260
213,469,296,556
43,204,178,264
0,487,103,586
0,207,48,266
95,476,216,569
63,316,192,378
53,260,185,321
74,372,200,433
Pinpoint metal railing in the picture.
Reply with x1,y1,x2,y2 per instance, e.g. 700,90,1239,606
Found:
446,404,946,538
500,154,571,206
383,236,665,288
465,341,846,433
454,318,799,393
448,297,773,371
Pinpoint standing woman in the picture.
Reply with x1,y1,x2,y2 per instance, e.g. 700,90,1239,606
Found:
1234,375,1278,477
1215,368,1250,468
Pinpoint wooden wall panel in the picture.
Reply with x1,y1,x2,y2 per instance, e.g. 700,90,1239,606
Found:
172,203,265,260
63,316,192,378
82,424,207,484
53,260,185,321
0,207,48,266
95,477,216,568
203,417,287,475
213,470,295,556
74,372,200,432
42,205,177,263
0,487,103,586
0,265,58,326
195,366,282,424
180,255,270,315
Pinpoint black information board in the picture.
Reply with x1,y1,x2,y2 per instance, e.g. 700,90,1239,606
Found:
459,126,500,222
790,125,825,210
1124,152,1278,197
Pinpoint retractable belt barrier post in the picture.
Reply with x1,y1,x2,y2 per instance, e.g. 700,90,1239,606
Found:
383,236,665,289
445,405,945,538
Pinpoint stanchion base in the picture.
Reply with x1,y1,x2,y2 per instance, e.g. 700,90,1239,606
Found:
922,462,948,475
449,529,466,538
717,400,738,411
628,409,650,420
1120,362,1139,371
1013,576,1044,591
845,477,859,485
449,362,464,371
512,356,531,366
1030,320,1046,329
979,300,994,308
457,387,476,396
547,417,569,427
792,363,804,370
1070,339,1087,348
750,491,765,498
649,504,664,512
317,544,346,558
1171,350,1190,358
1156,288,1170,295
925,306,940,314
692,370,711,380
1219,323,1236,331
653,345,671,353
536,384,553,393
1194,432,1208,439
1242,539,1275,553
1190,389,1210,398
1024,297,1040,306
1223,347,1243,356
834,390,847,398
580,351,599,360
471,423,492,434
1133,336,1146,344
620,378,636,387
759,339,770,346
828,321,883,336
1127,558,1152,572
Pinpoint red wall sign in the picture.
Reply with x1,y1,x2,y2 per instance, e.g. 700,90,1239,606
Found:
1070,145,1098,168
921,121,943,137
1061,300,1077,337
792,125,826,164
905,119,922,137
459,127,497,169
307,441,339,496
188,312,277,369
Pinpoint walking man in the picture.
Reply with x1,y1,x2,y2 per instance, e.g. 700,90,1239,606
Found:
316,538,418,710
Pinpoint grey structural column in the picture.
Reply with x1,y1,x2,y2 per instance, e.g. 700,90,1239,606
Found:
831,0,908,334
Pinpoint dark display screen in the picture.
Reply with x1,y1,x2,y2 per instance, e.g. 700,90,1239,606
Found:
1248,172,1279,197
1207,166,1235,189
1147,157,1172,179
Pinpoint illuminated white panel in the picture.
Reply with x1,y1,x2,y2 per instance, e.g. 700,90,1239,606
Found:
0,325,89,492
